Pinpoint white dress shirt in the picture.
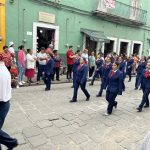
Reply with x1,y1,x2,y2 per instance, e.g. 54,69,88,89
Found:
26,54,36,69
0,62,11,102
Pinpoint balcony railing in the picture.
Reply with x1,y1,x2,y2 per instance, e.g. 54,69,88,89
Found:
93,0,147,26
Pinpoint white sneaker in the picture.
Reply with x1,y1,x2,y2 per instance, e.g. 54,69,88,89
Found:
16,85,19,89
22,81,26,84
104,112,110,116
19,82,23,86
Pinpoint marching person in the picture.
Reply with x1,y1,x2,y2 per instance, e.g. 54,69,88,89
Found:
118,56,126,91
104,62,123,116
0,54,18,150
72,50,81,88
126,55,134,82
89,54,104,86
43,53,55,91
70,57,90,102
96,57,112,97
135,56,146,90
136,62,150,112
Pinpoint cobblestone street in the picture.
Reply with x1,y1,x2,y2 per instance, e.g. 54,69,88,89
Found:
2,78,150,150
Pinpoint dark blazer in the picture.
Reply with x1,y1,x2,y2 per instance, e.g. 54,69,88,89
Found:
44,58,55,75
138,70,150,89
76,64,88,84
102,63,112,79
73,59,80,74
96,58,104,70
105,70,123,95
137,61,146,75
127,59,134,69
119,61,126,78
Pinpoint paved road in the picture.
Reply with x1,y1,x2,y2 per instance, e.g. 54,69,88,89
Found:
2,78,150,150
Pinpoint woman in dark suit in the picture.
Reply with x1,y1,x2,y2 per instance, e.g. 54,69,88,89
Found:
104,62,123,116
70,57,90,102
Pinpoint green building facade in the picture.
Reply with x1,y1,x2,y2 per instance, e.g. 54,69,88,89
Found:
6,0,150,57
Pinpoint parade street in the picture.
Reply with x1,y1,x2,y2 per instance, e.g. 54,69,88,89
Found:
2,78,150,150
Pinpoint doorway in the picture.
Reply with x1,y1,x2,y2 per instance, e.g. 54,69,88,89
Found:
37,27,55,52
33,22,59,54
104,40,114,57
133,43,141,55
85,37,97,55
120,42,128,56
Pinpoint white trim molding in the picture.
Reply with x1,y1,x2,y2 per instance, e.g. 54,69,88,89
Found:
33,22,59,54
131,41,143,58
101,37,118,53
118,39,131,56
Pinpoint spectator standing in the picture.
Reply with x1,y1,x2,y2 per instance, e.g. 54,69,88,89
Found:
89,51,96,78
66,46,75,80
18,45,26,86
8,41,16,62
1,46,12,71
37,47,47,84
25,49,37,85
53,50,61,81
0,55,18,149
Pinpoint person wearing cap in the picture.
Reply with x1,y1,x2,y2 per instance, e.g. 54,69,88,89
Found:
8,42,15,57
70,57,90,102
0,55,18,149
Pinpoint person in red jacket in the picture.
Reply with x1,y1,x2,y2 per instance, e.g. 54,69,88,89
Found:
66,46,75,80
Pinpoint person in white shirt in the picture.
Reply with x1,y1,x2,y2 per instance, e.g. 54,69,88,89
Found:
81,49,89,63
8,41,16,62
25,49,37,85
37,47,47,84
0,55,18,149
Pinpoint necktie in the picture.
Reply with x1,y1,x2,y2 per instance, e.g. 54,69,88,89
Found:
110,71,115,78
77,65,81,71
144,70,149,78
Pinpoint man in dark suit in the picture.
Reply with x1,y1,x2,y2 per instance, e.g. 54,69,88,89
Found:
70,57,90,102
137,63,150,112
43,53,55,91
104,62,123,116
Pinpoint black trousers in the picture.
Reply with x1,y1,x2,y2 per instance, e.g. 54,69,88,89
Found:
139,88,150,109
89,66,95,77
127,68,132,81
44,74,52,90
67,65,73,79
37,64,46,81
106,90,118,114
53,67,60,80
0,101,17,149
72,81,90,101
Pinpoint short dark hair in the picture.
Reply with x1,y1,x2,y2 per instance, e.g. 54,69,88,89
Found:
69,46,73,49
27,49,31,53
18,45,24,50
3,46,8,50
40,47,45,51
114,61,120,67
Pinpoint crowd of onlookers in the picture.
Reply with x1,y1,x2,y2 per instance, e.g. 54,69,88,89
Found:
1,41,150,89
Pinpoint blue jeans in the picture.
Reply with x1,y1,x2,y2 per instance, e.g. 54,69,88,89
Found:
18,62,24,82
0,101,17,149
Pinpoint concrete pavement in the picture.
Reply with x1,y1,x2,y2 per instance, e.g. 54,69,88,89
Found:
2,78,150,150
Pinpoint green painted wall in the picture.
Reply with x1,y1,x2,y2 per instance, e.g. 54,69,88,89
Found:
6,0,150,56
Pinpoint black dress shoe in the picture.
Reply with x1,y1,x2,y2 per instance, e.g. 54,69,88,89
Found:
136,107,142,112
45,88,50,91
89,83,93,86
86,96,90,101
128,80,131,82
114,102,118,109
7,140,18,150
71,85,74,88
134,87,138,90
70,100,77,103
144,105,149,108
96,94,102,97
